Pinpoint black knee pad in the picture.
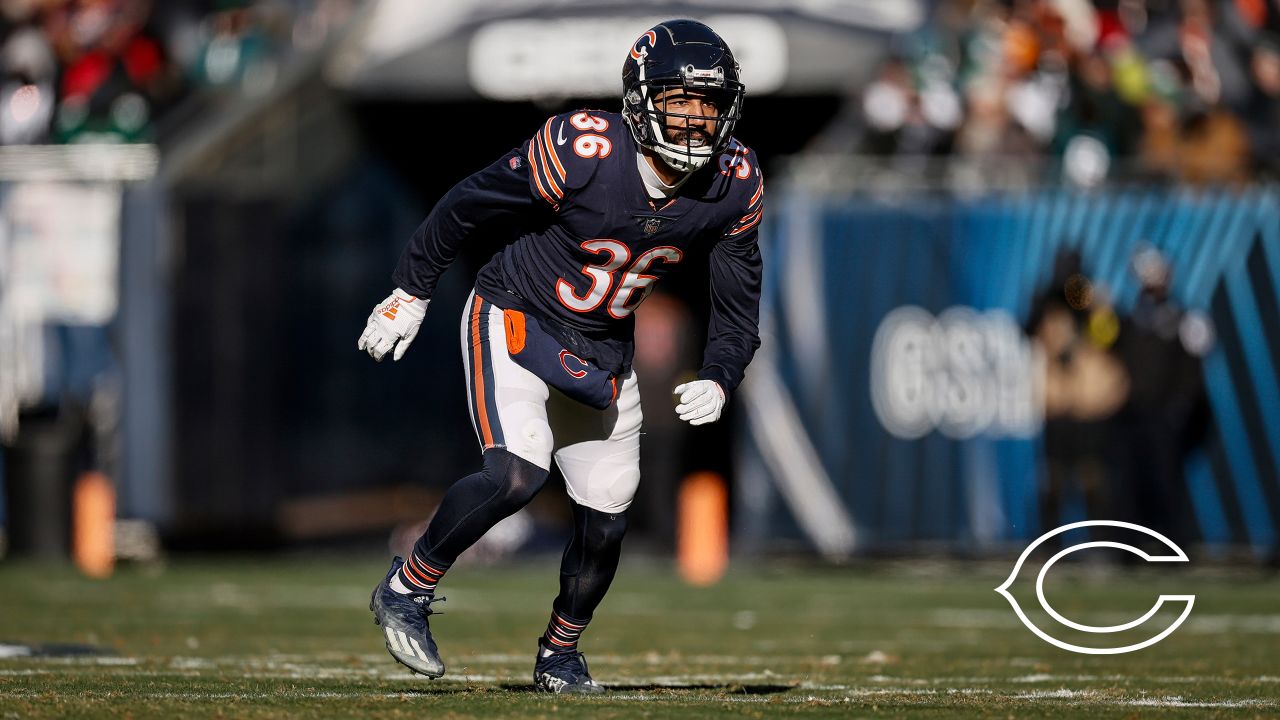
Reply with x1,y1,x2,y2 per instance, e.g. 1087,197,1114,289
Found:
482,448,550,511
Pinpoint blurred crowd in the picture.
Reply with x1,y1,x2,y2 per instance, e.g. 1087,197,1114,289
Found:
8,0,1277,188
826,0,1280,185
0,0,356,145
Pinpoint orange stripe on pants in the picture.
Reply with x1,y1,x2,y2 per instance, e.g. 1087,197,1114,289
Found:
471,296,495,447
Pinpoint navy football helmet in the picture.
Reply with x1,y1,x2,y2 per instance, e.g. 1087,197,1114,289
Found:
622,19,745,173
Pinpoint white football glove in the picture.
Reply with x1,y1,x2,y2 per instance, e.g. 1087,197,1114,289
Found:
358,288,428,362
673,380,726,426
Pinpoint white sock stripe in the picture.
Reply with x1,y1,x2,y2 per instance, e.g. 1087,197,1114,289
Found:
399,563,440,590
384,627,402,653
410,553,445,577
401,572,436,590
547,625,583,640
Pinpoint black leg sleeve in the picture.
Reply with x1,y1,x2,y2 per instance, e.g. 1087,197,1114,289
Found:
553,501,629,621
413,448,549,566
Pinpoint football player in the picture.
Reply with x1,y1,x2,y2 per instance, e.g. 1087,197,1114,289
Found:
361,19,763,694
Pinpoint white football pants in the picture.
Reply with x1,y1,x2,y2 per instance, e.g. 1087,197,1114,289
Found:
459,291,643,513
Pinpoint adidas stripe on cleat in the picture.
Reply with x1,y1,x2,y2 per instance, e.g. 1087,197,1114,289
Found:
382,627,433,665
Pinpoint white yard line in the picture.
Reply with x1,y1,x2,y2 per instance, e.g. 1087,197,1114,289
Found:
1013,689,1104,700
1126,697,1274,708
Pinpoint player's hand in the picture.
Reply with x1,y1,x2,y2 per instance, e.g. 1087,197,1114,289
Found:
358,289,428,362
673,380,726,426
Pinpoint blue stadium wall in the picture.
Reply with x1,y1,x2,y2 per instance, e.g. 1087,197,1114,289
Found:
753,187,1280,554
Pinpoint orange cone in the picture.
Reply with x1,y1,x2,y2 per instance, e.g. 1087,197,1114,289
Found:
73,471,115,578
677,472,729,586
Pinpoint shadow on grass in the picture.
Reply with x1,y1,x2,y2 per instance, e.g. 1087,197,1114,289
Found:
0,642,111,658
384,683,796,696
501,682,795,694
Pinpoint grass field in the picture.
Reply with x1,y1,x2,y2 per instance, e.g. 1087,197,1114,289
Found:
1,554,1277,718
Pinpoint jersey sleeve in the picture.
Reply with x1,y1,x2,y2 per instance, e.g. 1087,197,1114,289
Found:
522,111,612,212
391,148,543,299
723,165,764,237
698,149,765,396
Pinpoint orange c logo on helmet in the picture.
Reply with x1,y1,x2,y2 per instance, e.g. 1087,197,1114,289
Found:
630,30,657,61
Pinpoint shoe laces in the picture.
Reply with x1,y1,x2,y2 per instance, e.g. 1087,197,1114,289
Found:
411,595,446,615
542,648,591,680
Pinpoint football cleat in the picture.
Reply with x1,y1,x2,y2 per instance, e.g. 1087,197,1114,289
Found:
532,639,605,694
369,557,446,678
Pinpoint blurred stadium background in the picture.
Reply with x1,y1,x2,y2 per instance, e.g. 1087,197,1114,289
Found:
2,0,1280,715
3,0,1278,565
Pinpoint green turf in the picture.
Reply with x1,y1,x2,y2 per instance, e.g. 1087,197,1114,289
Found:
1,555,1277,718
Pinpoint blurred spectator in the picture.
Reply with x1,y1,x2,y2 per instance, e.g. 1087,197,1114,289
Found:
1243,34,1280,178
186,3,280,95
1109,247,1212,545
1137,0,1253,110
862,54,963,156
1177,99,1251,183
0,21,56,144
1026,248,1129,535
1,324,118,559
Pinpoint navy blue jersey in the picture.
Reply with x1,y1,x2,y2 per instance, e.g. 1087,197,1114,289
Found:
393,109,763,394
